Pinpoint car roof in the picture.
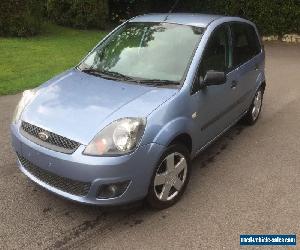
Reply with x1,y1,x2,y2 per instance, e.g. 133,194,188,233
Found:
130,13,225,28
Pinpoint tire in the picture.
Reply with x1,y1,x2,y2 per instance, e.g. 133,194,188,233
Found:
146,144,191,209
242,87,264,125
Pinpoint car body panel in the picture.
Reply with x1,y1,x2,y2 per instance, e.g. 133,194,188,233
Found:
21,69,177,145
11,125,165,205
190,69,242,150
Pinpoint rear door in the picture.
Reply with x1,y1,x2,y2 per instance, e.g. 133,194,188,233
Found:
230,22,263,113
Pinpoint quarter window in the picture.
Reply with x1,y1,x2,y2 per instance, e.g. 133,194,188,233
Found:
231,23,261,67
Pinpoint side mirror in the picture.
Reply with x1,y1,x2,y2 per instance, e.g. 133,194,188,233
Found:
201,70,226,87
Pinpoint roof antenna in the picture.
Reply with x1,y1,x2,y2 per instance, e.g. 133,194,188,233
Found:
169,0,181,13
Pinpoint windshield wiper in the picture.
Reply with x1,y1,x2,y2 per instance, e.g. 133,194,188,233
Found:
80,68,115,80
80,68,139,82
80,68,180,86
100,70,140,82
138,79,180,86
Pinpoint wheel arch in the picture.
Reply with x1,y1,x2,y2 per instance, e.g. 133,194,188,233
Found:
168,133,192,154
260,80,266,93
151,117,194,155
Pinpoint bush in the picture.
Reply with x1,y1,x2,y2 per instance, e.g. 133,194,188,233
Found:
0,0,44,37
46,0,109,29
109,0,173,23
110,0,300,35
176,0,300,35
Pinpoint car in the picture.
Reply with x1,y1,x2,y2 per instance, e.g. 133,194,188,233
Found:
11,13,265,209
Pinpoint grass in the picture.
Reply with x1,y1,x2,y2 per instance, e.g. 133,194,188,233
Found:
0,24,107,95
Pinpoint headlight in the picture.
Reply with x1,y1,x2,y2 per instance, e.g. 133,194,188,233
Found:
83,117,146,156
12,89,38,124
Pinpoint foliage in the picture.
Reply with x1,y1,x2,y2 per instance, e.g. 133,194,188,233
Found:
0,0,44,37
108,0,172,22
178,0,300,35
0,24,107,95
46,0,109,29
2,0,298,36
110,0,300,35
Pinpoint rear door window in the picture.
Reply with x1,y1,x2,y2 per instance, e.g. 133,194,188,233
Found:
231,23,261,67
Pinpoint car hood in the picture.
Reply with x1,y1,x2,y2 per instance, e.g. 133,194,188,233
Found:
22,69,177,145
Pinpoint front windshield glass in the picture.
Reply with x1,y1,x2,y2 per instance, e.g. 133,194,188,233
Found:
78,22,204,84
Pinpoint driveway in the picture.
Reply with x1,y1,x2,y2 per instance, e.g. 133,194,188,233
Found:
1,42,300,249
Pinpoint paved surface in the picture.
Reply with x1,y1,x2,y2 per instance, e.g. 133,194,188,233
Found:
0,42,300,250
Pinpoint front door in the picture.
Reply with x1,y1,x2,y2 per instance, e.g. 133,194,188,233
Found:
190,24,241,150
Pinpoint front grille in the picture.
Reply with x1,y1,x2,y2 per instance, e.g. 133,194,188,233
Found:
21,121,80,154
18,154,91,197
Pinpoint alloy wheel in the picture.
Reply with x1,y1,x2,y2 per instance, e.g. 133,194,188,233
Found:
252,90,262,121
154,152,188,201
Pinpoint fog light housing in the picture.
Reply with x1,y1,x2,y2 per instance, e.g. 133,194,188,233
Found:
97,181,130,199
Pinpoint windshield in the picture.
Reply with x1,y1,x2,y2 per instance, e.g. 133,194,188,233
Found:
78,22,204,85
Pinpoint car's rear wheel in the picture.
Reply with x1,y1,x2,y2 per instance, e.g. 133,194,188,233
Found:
242,87,264,125
147,144,191,209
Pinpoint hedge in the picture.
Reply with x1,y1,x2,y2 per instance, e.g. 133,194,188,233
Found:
1,0,299,37
0,0,44,37
109,0,172,22
46,0,109,29
176,0,300,36
110,0,300,35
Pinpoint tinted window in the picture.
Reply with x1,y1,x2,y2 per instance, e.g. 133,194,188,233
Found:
231,23,261,67
199,25,231,80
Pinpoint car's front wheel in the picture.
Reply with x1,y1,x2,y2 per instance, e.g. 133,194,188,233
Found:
147,144,191,209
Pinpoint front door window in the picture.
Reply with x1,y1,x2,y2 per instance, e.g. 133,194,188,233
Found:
199,25,231,81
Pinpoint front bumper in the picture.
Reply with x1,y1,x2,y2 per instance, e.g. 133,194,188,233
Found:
11,124,165,205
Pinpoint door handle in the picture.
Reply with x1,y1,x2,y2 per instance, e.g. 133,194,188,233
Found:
231,80,238,89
